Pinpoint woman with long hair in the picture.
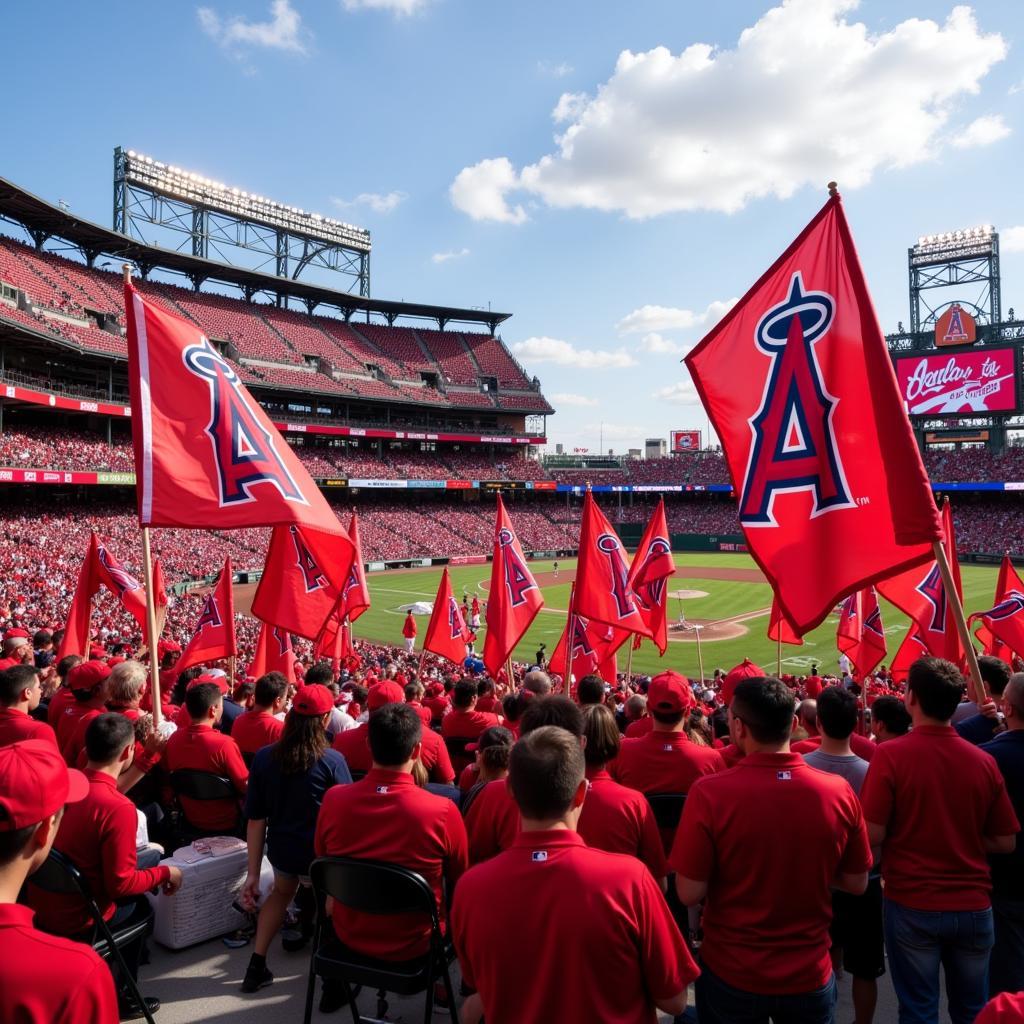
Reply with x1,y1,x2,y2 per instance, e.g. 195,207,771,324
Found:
239,684,352,993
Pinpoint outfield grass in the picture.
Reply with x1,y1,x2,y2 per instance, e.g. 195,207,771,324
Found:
355,555,1001,679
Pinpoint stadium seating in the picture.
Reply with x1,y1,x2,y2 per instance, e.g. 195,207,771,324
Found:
464,333,533,389
416,329,480,385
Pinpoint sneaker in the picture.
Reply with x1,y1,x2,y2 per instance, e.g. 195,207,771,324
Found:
240,963,274,993
281,918,314,952
119,995,161,1020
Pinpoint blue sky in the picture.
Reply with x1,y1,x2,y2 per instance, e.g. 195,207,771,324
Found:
3,0,1023,452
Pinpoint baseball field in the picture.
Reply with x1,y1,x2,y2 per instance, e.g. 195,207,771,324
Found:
340,553,1003,678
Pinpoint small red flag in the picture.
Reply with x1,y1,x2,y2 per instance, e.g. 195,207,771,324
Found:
314,618,351,674
550,607,628,686
627,498,676,654
968,555,1024,663
685,194,940,635
150,557,169,650
836,587,887,679
423,568,471,666
767,595,803,647
337,514,371,623
249,620,295,680
483,494,544,677
890,626,930,683
178,558,236,671
124,282,342,534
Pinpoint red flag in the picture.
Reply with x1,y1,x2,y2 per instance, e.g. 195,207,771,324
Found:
574,491,653,638
337,514,370,623
178,558,237,671
249,621,295,680
836,587,887,679
550,609,628,685
627,498,676,654
877,502,963,666
57,533,149,658
890,626,930,683
149,557,169,650
423,568,471,666
685,194,940,635
314,618,351,674
968,556,1024,663
483,495,544,677
972,554,1019,661
768,596,803,646
124,282,342,534
251,523,355,641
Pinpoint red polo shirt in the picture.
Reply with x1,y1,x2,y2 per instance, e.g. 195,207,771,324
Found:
163,723,249,831
791,732,876,762
407,700,432,727
46,686,75,726
314,767,468,960
625,716,653,738
0,904,119,1023
669,751,872,995
27,770,171,936
452,829,697,1024
859,725,1020,911
441,707,500,741
579,767,667,879
610,730,726,795
465,779,520,863
0,706,58,747
977,992,1024,1023
476,694,500,715
332,723,454,784
231,709,284,756
55,695,105,759
425,693,450,724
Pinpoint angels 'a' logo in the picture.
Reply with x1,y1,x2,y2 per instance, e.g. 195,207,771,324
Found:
447,597,467,641
569,615,595,660
497,527,537,607
97,545,142,596
193,593,222,634
183,339,306,508
272,626,291,657
289,526,328,593
739,273,854,527
864,604,884,638
631,537,672,611
597,533,636,619
984,590,1024,622
915,564,947,633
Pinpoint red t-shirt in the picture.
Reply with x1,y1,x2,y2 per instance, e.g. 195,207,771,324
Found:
332,722,455,784
46,686,75,726
402,617,417,638
0,706,58,748
669,751,872,994
314,768,468,960
54,696,105,758
163,723,249,831
977,992,1024,1024
610,731,726,795
465,778,520,863
458,763,479,791
579,768,667,879
231,709,284,756
859,725,1020,911
625,716,653,738
27,770,171,936
791,733,876,762
0,904,119,1023
407,701,433,727
425,693,450,723
441,707,500,740
452,830,697,1024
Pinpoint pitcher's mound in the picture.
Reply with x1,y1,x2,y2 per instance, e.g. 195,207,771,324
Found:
668,618,749,642
669,589,709,600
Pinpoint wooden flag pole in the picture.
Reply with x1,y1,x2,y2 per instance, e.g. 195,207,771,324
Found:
505,656,515,695
776,630,782,678
417,649,427,680
695,625,705,684
932,537,988,703
625,639,635,687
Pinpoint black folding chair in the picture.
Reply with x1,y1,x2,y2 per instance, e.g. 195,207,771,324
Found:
167,769,243,843
644,791,687,832
303,856,459,1024
29,849,157,1024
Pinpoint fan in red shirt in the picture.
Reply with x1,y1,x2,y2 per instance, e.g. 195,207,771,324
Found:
163,682,249,833
403,681,433,727
46,653,84,728
0,664,57,747
232,672,288,760
0,738,120,1024
671,677,873,1023
860,657,1020,1024
423,681,451,725
314,702,468,1013
452,725,697,1024
442,678,502,773
402,610,417,653
55,660,111,764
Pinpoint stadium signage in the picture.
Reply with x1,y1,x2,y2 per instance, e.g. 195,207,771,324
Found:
349,478,406,489
0,468,135,485
445,480,473,490
896,347,1018,415
934,304,977,347
407,480,446,489
670,430,702,452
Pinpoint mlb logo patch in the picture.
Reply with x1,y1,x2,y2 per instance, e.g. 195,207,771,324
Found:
531,851,548,862
376,785,389,794
663,744,674,752
776,771,792,781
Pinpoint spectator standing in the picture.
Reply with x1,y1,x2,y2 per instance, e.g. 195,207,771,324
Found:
0,664,57,747
402,610,417,654
869,696,911,744
232,672,287,760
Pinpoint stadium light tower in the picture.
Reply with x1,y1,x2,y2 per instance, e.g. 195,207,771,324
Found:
112,147,371,295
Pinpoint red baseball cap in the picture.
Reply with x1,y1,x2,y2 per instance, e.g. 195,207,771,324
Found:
188,673,229,694
292,684,334,717
367,680,405,711
67,659,111,694
721,658,765,705
89,643,107,660
648,671,695,714
0,739,89,830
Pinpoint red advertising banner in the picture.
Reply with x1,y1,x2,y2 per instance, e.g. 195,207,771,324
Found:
896,348,1017,416
670,430,702,452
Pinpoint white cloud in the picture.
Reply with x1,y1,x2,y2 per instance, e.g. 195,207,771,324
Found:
951,114,1010,148
341,0,429,14
637,333,685,355
653,380,700,404
450,158,528,224
549,392,599,406
552,92,588,124
511,336,636,369
332,191,408,214
1002,226,1024,253
618,298,737,335
451,1,1006,221
198,0,307,54
538,60,574,78
431,248,470,264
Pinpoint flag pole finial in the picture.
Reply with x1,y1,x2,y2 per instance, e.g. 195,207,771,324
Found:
827,181,839,197
122,263,132,285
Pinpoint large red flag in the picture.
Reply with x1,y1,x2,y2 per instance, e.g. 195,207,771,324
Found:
684,193,940,635
249,621,296,680
423,567,471,666
768,596,803,646
315,516,371,656
627,499,676,654
549,607,628,686
972,554,1019,661
968,556,1024,664
57,533,150,658
314,618,351,675
876,502,963,667
574,490,653,639
124,282,342,534
251,523,355,641
177,558,237,671
836,587,887,679
483,495,544,677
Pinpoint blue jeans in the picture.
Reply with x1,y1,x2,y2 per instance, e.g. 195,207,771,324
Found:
695,964,837,1024
883,899,994,1024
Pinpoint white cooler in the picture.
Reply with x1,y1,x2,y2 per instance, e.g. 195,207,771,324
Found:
147,837,273,950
